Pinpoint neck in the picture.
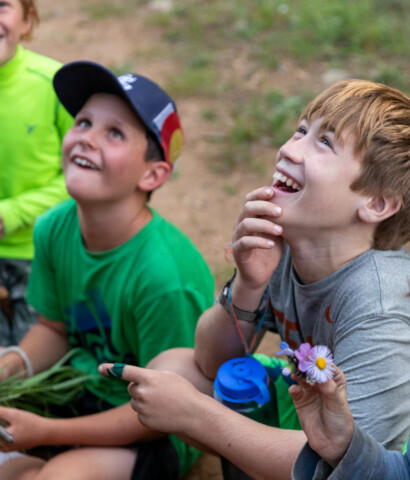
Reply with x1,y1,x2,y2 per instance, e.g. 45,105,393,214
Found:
286,226,375,284
77,199,152,252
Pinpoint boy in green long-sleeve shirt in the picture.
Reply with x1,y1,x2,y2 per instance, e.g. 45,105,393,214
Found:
0,0,73,345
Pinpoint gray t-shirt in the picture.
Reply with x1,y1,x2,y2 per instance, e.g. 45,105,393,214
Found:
262,245,410,451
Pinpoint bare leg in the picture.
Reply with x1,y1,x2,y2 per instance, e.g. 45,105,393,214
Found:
0,455,45,480
0,447,137,480
146,347,214,395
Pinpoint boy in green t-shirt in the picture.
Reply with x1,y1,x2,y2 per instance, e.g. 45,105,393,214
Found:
0,61,214,480
0,0,73,346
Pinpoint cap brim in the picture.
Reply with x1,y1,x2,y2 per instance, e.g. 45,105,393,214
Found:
53,61,132,118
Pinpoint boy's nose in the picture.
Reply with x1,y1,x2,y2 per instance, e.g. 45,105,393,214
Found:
77,129,98,149
278,140,304,164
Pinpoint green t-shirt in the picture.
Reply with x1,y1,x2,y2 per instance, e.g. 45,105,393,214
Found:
27,199,215,475
0,45,73,260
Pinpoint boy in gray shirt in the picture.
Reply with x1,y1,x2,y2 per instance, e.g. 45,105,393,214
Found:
100,79,410,480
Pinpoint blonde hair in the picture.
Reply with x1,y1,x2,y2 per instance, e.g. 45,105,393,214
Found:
20,0,39,40
301,79,410,250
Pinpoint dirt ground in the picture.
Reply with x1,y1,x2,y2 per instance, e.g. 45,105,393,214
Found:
28,0,328,287
27,2,408,479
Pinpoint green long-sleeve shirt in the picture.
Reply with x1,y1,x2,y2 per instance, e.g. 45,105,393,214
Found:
0,45,73,260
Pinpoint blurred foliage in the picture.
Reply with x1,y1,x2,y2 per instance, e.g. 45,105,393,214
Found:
152,0,409,171
85,0,409,172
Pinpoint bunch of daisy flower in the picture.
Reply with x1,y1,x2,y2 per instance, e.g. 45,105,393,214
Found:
277,341,335,385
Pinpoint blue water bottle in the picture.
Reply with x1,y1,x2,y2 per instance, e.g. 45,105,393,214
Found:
213,357,279,480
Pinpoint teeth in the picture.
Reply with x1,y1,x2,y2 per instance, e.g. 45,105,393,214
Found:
272,170,301,191
73,157,97,169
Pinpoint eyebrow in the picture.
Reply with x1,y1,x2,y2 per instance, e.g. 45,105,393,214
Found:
317,123,336,136
76,110,129,127
301,117,336,134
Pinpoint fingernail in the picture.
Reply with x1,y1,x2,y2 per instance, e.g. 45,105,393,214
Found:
273,206,282,215
273,225,282,234
264,188,273,196
267,240,275,247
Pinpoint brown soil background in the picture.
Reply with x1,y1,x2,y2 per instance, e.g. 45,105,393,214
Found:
27,2,409,478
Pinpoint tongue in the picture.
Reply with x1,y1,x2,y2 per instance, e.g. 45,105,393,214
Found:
276,181,295,193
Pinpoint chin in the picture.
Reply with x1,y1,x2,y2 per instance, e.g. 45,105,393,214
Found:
66,185,92,203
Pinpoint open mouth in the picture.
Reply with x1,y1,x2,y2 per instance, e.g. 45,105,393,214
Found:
72,156,99,170
272,171,302,192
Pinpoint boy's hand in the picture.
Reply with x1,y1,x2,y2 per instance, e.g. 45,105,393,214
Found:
0,406,51,452
232,187,284,291
288,366,354,468
99,363,202,435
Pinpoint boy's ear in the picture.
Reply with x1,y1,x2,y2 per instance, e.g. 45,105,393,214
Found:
358,195,401,224
21,8,35,39
138,162,172,193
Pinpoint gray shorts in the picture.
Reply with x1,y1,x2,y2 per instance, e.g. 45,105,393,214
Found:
0,259,38,346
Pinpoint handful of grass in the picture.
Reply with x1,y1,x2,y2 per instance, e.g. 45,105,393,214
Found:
0,349,99,417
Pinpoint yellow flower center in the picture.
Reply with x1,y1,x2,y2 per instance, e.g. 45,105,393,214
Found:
316,357,326,370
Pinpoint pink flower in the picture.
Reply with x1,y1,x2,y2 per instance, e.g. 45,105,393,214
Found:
305,345,335,384
294,343,313,372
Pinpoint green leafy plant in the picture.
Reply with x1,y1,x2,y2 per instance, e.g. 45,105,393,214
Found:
0,350,99,416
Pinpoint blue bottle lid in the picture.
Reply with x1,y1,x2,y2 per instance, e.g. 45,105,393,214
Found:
214,357,270,405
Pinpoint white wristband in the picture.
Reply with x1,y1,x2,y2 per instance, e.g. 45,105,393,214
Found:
0,346,34,378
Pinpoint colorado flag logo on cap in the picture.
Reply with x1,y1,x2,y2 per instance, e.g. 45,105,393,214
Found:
153,103,183,165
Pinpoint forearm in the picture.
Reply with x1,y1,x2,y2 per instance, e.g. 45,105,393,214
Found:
181,393,306,480
194,269,268,380
44,403,163,447
194,303,257,379
0,317,68,378
231,271,268,312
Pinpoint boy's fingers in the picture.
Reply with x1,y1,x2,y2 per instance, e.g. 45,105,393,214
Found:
244,186,274,203
288,384,304,401
290,374,311,389
330,365,346,387
98,363,145,382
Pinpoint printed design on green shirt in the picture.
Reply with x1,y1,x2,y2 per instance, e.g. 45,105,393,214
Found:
64,288,134,366
25,124,37,135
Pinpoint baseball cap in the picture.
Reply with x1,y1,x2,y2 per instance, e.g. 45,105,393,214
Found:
53,61,183,166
